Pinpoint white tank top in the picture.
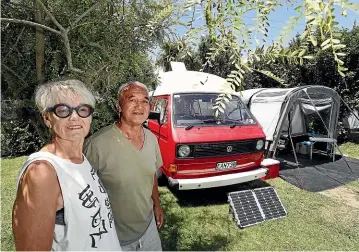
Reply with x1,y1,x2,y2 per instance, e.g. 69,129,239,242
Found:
16,152,122,251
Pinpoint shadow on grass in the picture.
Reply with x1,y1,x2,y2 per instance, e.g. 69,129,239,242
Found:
158,188,183,251
159,188,241,251
159,211,183,250
186,234,234,251
160,194,241,250
158,179,269,250
168,179,271,207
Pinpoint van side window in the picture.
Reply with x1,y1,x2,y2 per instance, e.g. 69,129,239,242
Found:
150,98,157,110
153,98,168,124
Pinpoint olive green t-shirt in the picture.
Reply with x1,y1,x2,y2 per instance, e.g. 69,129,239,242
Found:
83,123,163,245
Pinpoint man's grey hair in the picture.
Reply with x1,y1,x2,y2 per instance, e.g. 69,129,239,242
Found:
35,79,95,112
117,81,149,103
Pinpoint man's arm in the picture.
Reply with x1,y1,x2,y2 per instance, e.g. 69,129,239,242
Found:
12,161,60,251
151,133,164,228
152,173,164,228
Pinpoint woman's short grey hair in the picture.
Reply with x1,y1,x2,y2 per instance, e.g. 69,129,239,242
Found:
35,79,95,112
117,81,149,102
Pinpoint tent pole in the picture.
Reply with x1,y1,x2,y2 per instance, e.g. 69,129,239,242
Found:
304,91,333,138
271,102,291,159
339,96,359,122
287,111,299,166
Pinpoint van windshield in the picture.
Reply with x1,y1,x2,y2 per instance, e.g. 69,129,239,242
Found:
172,93,256,127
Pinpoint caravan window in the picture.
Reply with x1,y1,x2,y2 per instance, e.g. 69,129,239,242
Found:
172,93,255,126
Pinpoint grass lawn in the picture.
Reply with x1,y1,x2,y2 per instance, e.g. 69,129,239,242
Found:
1,143,359,251
339,142,359,159
158,178,359,251
1,156,27,251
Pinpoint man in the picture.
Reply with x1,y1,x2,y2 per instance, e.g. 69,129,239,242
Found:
84,81,164,251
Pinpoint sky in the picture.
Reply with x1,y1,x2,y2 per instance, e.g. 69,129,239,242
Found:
151,1,358,61
265,3,358,45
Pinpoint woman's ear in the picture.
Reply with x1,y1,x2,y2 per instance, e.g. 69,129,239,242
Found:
42,112,52,129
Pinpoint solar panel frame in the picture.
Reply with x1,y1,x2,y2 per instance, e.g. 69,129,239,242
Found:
228,186,287,228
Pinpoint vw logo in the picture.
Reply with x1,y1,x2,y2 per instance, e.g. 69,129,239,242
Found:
227,146,233,152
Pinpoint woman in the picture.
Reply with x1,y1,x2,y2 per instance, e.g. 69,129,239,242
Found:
12,79,121,251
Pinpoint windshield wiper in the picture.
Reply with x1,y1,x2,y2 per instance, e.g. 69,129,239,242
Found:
184,121,205,130
229,121,244,128
184,119,223,130
184,120,214,130
201,119,218,123
185,119,243,130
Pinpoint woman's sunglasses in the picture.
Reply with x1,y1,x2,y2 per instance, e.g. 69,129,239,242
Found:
46,104,94,118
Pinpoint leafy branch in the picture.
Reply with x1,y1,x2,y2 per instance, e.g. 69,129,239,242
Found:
301,0,356,76
1,0,108,74
0,18,61,35
157,0,358,119
252,0,278,45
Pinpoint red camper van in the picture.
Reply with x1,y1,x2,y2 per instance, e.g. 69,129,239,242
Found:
146,64,279,190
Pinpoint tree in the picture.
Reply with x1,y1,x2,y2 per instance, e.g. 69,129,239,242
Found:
250,25,359,109
1,0,176,156
156,40,201,72
156,36,236,79
159,1,358,90
155,0,358,116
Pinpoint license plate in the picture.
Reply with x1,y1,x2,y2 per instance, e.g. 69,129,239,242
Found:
216,161,237,171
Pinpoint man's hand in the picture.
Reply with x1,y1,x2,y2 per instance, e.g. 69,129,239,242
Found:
153,204,164,228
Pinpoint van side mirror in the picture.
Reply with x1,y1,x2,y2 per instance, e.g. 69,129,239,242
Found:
148,111,161,125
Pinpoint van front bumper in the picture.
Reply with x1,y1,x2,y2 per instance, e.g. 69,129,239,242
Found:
167,168,268,190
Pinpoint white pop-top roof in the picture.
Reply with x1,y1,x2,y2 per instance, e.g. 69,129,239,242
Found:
153,70,234,96
237,88,297,105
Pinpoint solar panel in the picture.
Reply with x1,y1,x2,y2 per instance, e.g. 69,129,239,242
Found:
228,186,287,228
254,187,287,221
228,190,264,228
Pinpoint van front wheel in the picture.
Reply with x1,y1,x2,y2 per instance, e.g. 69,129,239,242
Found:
156,169,162,178
156,169,167,186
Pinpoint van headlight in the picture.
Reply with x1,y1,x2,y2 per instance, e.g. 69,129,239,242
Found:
178,145,191,157
256,140,264,150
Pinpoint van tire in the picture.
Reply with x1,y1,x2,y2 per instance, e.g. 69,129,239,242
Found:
156,170,167,187
156,169,163,179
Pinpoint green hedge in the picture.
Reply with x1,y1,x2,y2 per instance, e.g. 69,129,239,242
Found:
1,118,46,157
1,101,119,157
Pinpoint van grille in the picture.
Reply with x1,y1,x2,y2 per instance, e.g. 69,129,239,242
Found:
193,139,262,158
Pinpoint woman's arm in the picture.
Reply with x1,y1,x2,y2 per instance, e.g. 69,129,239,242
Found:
12,161,61,251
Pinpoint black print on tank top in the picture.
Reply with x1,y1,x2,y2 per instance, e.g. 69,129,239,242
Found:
78,184,99,208
90,166,97,180
90,166,107,194
104,197,114,228
89,207,108,248
89,166,114,228
97,178,106,193
78,182,116,247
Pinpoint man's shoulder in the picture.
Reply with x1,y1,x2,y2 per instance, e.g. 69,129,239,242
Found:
144,128,157,142
86,124,115,145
